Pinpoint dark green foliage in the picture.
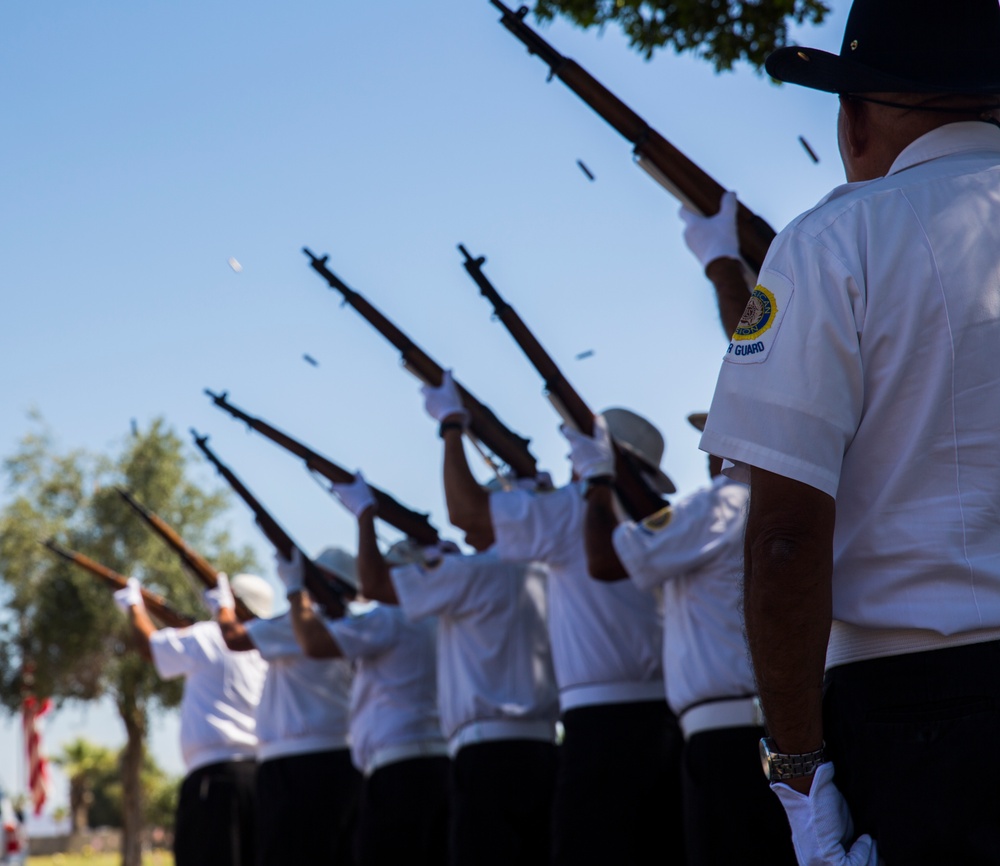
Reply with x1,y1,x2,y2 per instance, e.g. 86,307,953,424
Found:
0,415,257,711
54,737,180,831
532,0,830,70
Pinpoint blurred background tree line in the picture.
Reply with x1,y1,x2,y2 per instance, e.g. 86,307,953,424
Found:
54,737,178,833
0,416,257,866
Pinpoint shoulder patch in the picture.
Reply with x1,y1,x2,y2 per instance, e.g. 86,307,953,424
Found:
640,505,673,533
724,281,792,365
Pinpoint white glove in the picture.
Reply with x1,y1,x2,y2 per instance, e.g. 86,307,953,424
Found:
331,472,377,518
421,370,469,425
204,572,235,617
679,190,740,269
772,762,878,866
562,415,615,480
275,549,305,595
113,577,145,614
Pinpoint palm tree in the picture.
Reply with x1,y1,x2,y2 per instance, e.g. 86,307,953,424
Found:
52,738,116,833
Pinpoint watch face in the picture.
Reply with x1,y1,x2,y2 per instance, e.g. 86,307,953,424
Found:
759,737,774,780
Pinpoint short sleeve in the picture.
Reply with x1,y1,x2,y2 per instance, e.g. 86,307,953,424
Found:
613,484,746,591
391,555,472,621
700,228,865,498
490,486,580,566
244,614,303,661
324,605,401,661
149,623,216,680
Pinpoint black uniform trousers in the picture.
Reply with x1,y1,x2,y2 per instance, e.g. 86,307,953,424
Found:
174,759,258,866
450,739,557,866
682,725,796,866
552,700,685,866
255,748,361,866
824,639,1000,866
354,755,450,866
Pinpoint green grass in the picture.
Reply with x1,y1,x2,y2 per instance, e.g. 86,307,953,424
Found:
29,853,173,865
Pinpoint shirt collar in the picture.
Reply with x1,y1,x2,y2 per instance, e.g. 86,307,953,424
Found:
887,121,1000,176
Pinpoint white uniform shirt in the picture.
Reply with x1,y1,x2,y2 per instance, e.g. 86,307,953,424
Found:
245,613,353,762
701,122,1000,657
613,477,753,714
491,483,665,710
391,550,559,753
324,601,444,774
150,620,267,773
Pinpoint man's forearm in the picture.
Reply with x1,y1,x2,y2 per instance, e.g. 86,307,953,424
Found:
705,257,752,338
129,606,157,661
441,424,494,545
744,467,835,792
288,591,342,658
357,509,398,604
583,482,629,582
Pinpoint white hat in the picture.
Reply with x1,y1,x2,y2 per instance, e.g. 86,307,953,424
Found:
602,408,676,495
230,573,275,619
314,546,358,590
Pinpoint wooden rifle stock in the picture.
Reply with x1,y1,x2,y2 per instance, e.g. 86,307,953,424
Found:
302,247,538,480
204,389,441,547
490,1,777,275
190,430,356,615
459,245,667,519
115,487,256,623
41,539,195,629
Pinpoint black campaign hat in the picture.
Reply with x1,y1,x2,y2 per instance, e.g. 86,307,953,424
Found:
766,0,1000,95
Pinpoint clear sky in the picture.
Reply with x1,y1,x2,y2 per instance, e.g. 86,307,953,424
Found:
1,0,851,817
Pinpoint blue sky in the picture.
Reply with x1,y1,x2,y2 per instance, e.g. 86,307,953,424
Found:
1,0,850,814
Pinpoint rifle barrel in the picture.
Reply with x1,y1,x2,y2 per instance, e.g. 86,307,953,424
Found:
190,430,355,613
115,487,256,623
41,539,195,629
490,0,776,274
302,248,538,480
204,389,440,546
459,244,669,519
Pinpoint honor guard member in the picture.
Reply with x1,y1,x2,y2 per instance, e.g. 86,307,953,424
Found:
567,414,797,866
279,540,449,866
423,372,684,866
113,574,271,866
700,1,1000,863
211,557,361,866
333,473,559,866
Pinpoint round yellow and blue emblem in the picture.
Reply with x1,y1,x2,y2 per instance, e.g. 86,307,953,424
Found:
733,285,779,341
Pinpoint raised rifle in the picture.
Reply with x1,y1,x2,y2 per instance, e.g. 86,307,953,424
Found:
191,430,356,615
459,244,668,520
116,487,257,623
302,247,538,480
41,539,195,629
204,389,441,547
489,1,777,275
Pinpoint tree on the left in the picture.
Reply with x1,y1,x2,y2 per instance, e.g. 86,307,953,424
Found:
0,415,258,866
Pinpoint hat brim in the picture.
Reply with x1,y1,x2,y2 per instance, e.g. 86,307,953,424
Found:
616,441,676,495
766,46,1000,95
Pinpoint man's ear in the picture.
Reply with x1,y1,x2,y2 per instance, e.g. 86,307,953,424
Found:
840,96,869,162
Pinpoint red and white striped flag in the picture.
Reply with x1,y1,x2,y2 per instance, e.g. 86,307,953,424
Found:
22,695,52,816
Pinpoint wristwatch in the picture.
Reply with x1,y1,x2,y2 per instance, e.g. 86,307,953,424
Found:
759,737,827,782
